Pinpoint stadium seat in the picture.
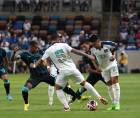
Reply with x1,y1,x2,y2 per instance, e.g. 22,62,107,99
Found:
0,16,8,21
48,25,57,34
14,21,24,30
14,29,23,36
75,15,84,21
32,16,42,25
41,20,49,30
9,16,17,21
16,16,25,21
75,20,83,26
82,25,91,33
66,16,75,20
32,25,40,31
84,16,92,22
66,20,74,25
39,30,48,38
0,21,7,30
91,19,100,29
65,25,74,34
32,30,39,36
57,18,66,30
74,28,81,34
42,16,50,21
49,20,58,26
50,16,60,21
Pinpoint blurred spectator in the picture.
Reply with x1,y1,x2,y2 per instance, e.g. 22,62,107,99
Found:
118,51,128,73
23,19,31,31
71,34,80,49
119,22,129,43
80,0,90,11
79,30,86,42
135,29,140,49
72,0,80,11
18,34,29,50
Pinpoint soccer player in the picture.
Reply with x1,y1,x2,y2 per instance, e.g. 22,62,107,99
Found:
48,64,56,106
0,40,13,101
71,41,106,103
33,34,108,111
11,41,78,111
88,35,120,110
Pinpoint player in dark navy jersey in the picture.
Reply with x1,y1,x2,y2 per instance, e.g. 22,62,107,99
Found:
11,40,78,111
0,40,13,101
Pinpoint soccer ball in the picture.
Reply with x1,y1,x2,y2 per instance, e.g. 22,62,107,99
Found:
87,100,98,111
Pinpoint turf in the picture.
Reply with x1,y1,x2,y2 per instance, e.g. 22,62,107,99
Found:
0,73,140,118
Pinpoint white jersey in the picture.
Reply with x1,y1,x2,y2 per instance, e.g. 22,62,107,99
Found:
42,43,76,71
91,41,118,71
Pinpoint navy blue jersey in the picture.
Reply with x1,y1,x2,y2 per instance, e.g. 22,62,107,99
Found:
0,48,6,66
20,50,48,76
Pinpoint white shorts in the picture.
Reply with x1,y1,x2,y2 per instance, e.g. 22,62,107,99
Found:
55,68,85,87
50,65,57,77
101,66,119,82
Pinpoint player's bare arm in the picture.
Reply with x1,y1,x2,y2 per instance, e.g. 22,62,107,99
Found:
71,48,95,61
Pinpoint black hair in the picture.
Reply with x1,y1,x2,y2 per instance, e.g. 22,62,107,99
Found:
51,33,58,41
88,34,99,42
29,40,38,46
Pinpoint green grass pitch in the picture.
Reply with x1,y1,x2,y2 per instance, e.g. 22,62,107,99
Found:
0,73,140,118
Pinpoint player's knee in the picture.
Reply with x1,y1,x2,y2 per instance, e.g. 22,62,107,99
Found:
2,74,8,81
111,76,119,84
22,86,29,92
55,84,62,90
26,83,33,89
80,81,86,86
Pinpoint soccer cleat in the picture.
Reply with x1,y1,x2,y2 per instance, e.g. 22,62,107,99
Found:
99,97,108,105
6,94,13,101
24,104,30,111
114,103,120,111
64,107,70,112
81,95,91,101
107,103,120,111
48,101,53,106
107,104,115,111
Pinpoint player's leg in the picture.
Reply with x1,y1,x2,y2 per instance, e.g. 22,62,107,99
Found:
76,74,99,100
43,74,78,104
48,65,57,106
102,70,115,110
103,66,120,110
55,74,70,111
48,85,54,106
110,76,120,110
73,69,108,105
22,78,40,111
1,72,13,101
65,84,72,102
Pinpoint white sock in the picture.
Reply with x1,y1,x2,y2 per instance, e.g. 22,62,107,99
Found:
66,94,71,102
56,89,69,108
48,85,54,105
107,86,114,102
112,83,120,104
84,82,101,99
66,85,71,102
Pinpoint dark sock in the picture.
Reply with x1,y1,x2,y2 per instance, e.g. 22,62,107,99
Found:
22,91,28,104
76,87,87,99
4,82,10,95
63,86,77,99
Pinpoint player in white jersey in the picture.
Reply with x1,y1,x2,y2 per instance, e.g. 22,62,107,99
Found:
88,35,120,110
32,34,108,111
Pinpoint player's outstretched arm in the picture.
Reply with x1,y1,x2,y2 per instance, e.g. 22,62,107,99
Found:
71,48,95,61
